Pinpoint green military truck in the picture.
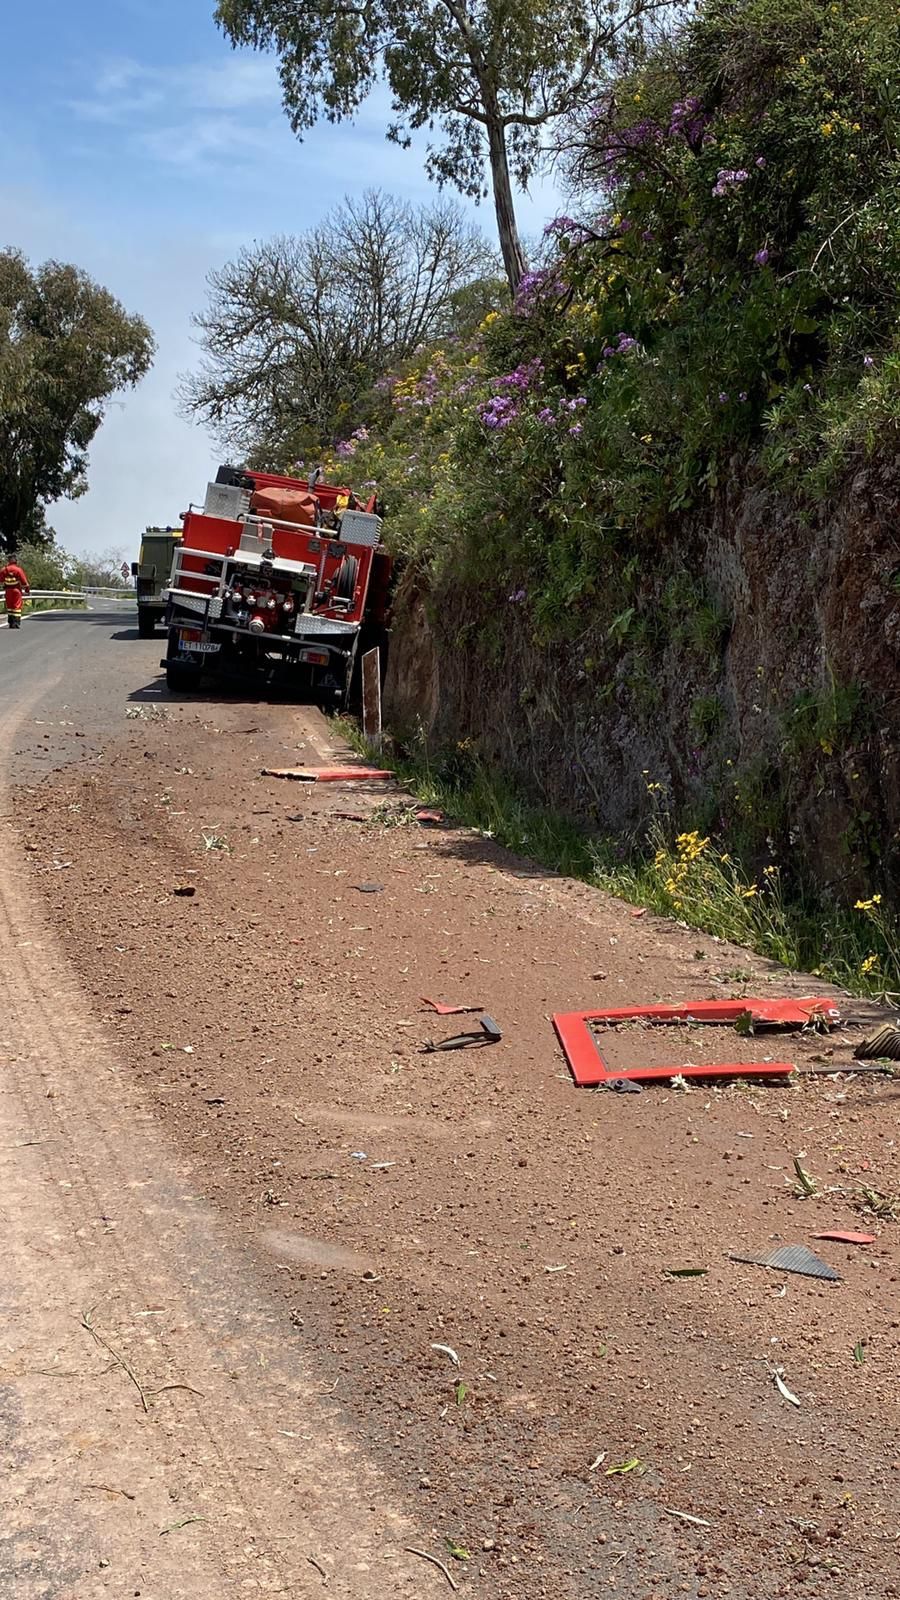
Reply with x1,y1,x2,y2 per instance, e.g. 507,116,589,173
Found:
132,527,181,638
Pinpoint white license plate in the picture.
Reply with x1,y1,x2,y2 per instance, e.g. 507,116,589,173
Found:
180,631,219,653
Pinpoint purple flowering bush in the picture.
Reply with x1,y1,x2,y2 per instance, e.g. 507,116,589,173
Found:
316,0,898,617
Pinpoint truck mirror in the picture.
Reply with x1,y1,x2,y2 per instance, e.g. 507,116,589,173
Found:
131,562,139,576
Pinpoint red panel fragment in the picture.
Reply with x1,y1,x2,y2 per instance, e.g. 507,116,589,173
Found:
420,996,483,1015
813,1231,876,1245
553,998,838,1087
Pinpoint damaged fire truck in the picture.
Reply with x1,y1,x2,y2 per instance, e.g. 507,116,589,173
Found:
161,466,391,704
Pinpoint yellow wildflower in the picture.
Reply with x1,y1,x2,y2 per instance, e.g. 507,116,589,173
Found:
854,894,882,911
859,954,879,976
820,122,834,137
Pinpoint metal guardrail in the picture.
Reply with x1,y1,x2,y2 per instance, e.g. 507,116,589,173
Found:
27,590,88,603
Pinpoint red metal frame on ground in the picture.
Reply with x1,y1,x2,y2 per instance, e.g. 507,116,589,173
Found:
553,997,839,1087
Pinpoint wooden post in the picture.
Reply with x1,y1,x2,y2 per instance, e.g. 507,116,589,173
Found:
361,647,382,751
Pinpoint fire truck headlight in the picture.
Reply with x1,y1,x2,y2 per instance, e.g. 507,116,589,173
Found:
244,592,256,607
281,596,295,614
266,597,277,610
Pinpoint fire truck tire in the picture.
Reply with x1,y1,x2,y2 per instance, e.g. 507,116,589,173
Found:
334,555,359,602
137,606,157,638
165,658,202,693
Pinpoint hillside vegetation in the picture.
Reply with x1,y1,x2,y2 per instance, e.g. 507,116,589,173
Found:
303,0,900,991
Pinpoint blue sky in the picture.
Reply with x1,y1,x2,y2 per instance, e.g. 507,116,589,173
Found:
2,1,562,558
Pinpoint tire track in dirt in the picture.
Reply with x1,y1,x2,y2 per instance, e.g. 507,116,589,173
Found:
0,685,436,1599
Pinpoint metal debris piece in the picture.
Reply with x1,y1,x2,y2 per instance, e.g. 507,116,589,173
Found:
422,1015,501,1052
854,1024,900,1061
353,882,384,893
729,1244,840,1281
173,884,196,897
607,1078,643,1094
664,1268,708,1278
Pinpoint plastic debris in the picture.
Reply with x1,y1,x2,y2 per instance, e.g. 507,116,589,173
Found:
430,1343,460,1368
554,997,832,1087
262,766,393,783
420,996,484,1016
814,1230,876,1245
773,1369,801,1407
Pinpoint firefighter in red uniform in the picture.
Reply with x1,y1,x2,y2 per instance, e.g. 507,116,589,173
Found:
0,558,30,629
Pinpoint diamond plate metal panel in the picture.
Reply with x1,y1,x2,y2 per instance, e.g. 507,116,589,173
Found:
339,510,382,548
729,1245,840,1281
295,614,358,638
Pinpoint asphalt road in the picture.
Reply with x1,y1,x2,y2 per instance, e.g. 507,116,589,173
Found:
1,602,162,782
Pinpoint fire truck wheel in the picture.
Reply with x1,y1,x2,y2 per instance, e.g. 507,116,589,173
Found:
165,658,202,693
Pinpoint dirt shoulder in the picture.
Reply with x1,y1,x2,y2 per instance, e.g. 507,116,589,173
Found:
18,698,900,1600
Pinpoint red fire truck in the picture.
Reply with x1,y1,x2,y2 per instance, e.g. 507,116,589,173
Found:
161,465,391,704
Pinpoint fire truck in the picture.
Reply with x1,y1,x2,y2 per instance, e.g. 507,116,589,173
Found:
161,465,391,704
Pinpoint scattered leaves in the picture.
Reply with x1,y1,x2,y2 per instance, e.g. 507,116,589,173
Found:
792,1156,819,1199
855,1186,898,1220
445,1539,470,1562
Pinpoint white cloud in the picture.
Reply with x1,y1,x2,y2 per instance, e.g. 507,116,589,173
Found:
70,55,278,124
